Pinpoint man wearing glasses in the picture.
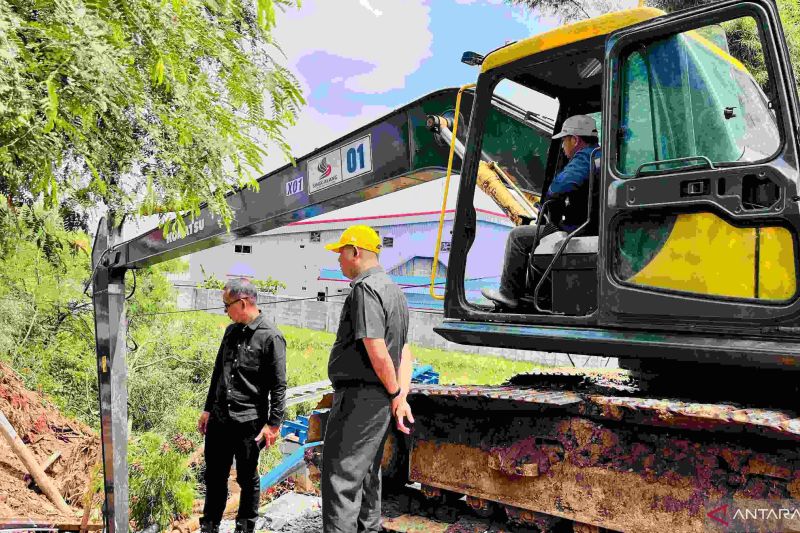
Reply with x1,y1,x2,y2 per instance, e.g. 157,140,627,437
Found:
197,278,287,533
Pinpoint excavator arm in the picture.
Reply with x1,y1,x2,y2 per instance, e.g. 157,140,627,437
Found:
90,88,554,531
426,113,540,227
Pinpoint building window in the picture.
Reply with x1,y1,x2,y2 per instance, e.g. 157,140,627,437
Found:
440,241,451,252
234,244,252,254
382,236,394,248
310,231,321,242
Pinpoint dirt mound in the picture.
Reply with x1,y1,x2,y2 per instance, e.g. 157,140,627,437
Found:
0,361,101,523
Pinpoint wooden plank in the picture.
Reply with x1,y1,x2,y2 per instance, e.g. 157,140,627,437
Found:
0,519,103,531
381,514,450,533
0,409,74,515
26,451,63,488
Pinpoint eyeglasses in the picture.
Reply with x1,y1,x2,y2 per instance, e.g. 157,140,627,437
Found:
223,298,244,310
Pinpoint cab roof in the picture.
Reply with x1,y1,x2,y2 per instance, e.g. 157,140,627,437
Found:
481,7,666,73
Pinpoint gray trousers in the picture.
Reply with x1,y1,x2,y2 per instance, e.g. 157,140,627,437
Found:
499,222,560,298
322,385,391,533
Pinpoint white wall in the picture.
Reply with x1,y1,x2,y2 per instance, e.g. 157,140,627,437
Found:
188,217,512,298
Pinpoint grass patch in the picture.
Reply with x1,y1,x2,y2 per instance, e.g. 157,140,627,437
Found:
410,345,545,385
279,324,544,388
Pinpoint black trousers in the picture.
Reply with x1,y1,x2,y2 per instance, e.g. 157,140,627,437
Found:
321,385,391,533
202,416,262,527
499,222,560,298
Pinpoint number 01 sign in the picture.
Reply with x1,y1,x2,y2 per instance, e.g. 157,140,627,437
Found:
340,135,373,181
307,135,373,194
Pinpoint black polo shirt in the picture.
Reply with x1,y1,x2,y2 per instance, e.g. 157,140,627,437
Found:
328,266,410,389
204,312,287,426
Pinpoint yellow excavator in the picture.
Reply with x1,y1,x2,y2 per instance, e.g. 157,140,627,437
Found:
92,1,800,531
333,3,800,531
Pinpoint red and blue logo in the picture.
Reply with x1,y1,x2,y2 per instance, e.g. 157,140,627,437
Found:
317,157,332,178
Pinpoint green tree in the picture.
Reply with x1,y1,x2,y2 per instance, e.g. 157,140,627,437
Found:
0,0,304,232
506,0,800,93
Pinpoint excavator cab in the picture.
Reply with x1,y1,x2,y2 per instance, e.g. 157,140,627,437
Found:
438,0,800,371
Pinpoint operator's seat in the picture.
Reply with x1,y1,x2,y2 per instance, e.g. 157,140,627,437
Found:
526,232,598,315
521,154,601,315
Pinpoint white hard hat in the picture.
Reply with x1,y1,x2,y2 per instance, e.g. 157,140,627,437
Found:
552,115,598,139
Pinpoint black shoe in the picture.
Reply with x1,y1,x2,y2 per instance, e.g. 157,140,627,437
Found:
199,518,220,533
481,288,519,310
234,519,255,533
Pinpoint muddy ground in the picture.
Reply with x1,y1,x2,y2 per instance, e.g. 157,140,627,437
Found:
0,362,101,525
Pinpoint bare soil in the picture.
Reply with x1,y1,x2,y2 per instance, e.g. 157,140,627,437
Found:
0,362,101,524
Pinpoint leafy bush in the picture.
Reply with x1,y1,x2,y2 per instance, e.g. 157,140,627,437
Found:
198,272,286,294
197,272,226,290
129,432,196,529
251,277,286,294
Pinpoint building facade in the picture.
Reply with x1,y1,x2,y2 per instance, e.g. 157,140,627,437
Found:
187,178,515,309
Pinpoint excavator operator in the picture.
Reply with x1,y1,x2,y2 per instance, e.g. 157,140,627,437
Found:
482,114,600,310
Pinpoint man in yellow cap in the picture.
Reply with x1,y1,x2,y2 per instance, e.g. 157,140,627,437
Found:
321,224,414,533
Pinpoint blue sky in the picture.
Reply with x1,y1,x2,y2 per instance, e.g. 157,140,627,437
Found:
300,2,544,112
262,0,564,172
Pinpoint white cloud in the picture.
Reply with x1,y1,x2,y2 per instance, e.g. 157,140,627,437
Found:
273,0,433,95
359,0,383,17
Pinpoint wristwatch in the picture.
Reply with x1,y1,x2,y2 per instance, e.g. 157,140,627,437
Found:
388,387,402,400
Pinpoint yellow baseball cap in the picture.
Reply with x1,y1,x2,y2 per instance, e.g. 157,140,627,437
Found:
325,225,382,253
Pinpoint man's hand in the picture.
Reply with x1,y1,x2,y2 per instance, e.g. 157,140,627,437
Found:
255,424,280,448
391,396,414,435
198,411,210,435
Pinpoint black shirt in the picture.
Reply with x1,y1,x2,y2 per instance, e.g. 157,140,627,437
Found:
204,312,287,426
328,266,410,389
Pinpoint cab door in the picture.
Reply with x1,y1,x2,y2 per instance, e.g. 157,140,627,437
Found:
600,0,800,331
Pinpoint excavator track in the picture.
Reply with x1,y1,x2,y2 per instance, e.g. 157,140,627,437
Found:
363,370,800,533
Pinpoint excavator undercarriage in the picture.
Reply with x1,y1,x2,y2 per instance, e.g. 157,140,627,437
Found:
308,370,800,532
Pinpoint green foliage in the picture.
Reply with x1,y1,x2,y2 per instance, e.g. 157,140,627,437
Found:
127,312,224,432
198,273,286,293
412,345,542,385
252,276,286,294
198,272,226,290
723,0,800,95
129,432,196,529
279,325,333,387
258,434,284,476
0,0,305,230
161,404,206,450
0,202,94,411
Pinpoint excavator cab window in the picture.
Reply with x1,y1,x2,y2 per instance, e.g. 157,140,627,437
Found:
617,19,781,176
466,77,559,308
465,56,605,315
600,1,800,329
609,15,796,303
